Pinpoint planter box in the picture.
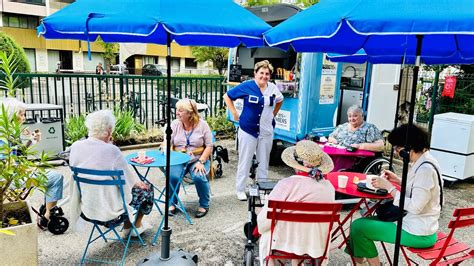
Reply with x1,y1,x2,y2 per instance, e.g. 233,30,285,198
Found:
0,201,38,266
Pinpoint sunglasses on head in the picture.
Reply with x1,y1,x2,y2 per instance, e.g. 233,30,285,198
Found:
189,99,198,114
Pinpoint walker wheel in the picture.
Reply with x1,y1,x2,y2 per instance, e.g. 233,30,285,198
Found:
48,216,69,235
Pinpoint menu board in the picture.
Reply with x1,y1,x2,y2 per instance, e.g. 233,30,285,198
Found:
229,64,242,82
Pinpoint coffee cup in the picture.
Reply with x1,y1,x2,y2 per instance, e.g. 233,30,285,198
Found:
338,175,349,188
138,150,146,160
365,175,378,190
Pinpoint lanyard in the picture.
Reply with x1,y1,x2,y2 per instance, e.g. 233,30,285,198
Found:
184,126,194,148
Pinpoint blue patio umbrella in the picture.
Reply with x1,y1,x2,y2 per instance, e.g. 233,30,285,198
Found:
264,0,474,264
38,0,271,263
327,49,474,65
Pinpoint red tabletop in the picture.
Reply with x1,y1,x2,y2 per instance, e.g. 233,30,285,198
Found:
326,172,394,200
321,144,375,157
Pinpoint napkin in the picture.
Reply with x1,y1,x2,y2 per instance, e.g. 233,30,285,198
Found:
130,156,155,164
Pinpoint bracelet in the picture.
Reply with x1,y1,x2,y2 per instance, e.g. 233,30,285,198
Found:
388,186,397,194
198,159,206,164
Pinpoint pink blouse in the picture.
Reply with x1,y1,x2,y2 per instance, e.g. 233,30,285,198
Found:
170,119,213,161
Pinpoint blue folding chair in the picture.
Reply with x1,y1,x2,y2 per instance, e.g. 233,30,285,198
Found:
71,166,146,265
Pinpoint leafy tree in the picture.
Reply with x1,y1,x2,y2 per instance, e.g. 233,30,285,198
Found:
0,32,30,91
96,36,118,73
191,47,229,75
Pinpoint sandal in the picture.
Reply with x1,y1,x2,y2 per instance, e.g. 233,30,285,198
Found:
195,208,209,218
168,207,177,216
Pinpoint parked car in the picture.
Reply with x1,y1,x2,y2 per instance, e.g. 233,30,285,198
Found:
142,64,166,76
110,64,129,75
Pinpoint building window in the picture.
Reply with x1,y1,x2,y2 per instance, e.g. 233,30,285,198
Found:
9,0,45,5
3,13,39,29
185,58,197,69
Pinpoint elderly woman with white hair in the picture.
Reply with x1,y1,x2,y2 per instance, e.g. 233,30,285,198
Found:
328,105,384,152
161,98,213,218
69,110,152,237
0,97,64,230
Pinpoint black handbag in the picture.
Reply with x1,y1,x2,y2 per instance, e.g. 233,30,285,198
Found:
375,161,443,222
375,200,407,222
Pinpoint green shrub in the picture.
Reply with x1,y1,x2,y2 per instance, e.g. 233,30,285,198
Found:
65,108,146,146
65,114,88,145
206,108,235,139
112,107,145,144
0,32,30,90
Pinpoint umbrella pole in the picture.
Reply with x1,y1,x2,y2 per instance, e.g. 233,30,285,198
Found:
389,64,406,168
393,35,424,265
161,32,173,261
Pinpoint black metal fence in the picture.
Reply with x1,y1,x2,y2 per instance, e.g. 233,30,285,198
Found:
7,73,226,128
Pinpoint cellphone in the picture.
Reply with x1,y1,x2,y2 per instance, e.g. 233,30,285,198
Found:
346,146,358,152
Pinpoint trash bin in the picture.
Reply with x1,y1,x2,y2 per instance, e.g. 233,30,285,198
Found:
25,104,65,157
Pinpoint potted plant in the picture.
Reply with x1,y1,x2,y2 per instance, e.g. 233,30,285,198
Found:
1,51,50,265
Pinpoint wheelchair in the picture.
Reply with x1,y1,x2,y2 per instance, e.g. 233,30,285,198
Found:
243,158,278,266
349,154,394,175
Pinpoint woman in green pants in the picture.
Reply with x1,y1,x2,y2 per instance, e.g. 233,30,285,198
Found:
347,124,442,265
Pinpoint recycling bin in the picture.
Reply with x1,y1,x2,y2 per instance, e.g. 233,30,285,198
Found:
25,104,65,156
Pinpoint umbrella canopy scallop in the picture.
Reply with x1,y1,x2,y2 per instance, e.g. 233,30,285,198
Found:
264,0,474,59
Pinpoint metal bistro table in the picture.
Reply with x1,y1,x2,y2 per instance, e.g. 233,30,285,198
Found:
326,172,398,254
321,143,375,172
126,150,191,244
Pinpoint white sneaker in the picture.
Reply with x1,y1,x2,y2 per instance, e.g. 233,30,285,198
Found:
236,191,247,201
120,228,131,239
131,222,149,237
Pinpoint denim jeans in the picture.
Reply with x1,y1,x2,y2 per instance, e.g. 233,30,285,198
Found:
45,170,64,203
169,160,210,209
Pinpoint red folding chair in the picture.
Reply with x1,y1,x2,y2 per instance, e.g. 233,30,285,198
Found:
382,206,474,266
265,200,342,265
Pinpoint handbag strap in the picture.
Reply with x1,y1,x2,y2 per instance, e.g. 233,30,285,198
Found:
415,161,443,209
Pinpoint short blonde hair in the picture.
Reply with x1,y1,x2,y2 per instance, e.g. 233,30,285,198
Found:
85,110,116,139
0,97,27,120
254,60,274,74
175,98,200,125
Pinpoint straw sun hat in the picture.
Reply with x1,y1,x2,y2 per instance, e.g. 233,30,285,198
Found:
281,140,334,174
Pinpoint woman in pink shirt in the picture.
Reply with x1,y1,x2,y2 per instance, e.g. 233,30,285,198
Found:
257,140,336,265
162,99,213,218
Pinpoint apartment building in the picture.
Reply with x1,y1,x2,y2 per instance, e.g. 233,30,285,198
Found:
1,0,204,74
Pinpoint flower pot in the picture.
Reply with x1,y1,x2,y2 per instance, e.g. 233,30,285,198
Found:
0,201,38,265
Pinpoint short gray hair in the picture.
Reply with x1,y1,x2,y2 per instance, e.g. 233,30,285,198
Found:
347,105,363,115
85,110,116,139
0,97,27,120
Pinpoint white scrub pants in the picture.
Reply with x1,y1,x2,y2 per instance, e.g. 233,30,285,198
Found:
236,128,273,192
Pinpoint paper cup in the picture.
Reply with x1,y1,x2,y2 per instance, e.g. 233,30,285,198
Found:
338,175,349,188
365,175,378,190
138,150,146,160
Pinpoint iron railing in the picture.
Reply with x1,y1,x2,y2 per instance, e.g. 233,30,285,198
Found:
5,73,226,128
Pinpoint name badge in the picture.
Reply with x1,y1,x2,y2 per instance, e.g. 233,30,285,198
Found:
248,95,259,104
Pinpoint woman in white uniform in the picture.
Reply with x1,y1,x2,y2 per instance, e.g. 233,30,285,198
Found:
224,60,284,200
